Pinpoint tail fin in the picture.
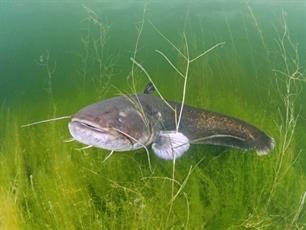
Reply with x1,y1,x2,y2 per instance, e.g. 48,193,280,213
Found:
253,133,275,156
193,131,275,155
192,127,275,155
183,108,276,155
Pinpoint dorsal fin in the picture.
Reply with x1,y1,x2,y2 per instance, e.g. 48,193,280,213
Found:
143,82,155,94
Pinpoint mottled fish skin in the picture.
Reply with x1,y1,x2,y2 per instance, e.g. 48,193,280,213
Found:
71,94,274,154
132,94,274,154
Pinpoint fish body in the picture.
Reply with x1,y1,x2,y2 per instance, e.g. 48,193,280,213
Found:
69,94,274,159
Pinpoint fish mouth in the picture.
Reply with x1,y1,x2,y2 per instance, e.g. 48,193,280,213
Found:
71,118,110,133
68,118,134,151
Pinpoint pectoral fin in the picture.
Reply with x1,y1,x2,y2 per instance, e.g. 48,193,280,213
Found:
152,131,190,160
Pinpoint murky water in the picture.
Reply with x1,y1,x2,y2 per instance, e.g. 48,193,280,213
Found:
1,1,305,229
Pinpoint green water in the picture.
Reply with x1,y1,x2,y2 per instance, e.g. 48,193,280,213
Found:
1,1,306,229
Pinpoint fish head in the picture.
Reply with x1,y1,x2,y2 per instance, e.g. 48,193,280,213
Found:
68,96,154,151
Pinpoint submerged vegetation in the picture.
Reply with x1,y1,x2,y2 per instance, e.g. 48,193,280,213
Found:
1,2,305,229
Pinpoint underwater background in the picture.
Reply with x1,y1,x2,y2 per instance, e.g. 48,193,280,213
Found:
0,0,305,229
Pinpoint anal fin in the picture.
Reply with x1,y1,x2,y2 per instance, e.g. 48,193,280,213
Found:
195,134,248,149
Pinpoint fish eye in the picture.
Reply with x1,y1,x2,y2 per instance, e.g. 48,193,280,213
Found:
103,111,111,114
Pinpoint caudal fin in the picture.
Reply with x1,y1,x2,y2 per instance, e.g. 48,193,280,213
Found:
254,133,275,156
194,131,275,155
188,115,275,156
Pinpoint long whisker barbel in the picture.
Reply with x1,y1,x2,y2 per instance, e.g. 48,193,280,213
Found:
112,127,153,173
103,150,114,162
21,115,71,128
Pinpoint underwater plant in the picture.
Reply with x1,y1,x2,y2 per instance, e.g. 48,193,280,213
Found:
0,3,305,230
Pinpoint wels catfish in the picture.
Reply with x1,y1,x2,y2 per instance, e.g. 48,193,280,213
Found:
68,84,275,160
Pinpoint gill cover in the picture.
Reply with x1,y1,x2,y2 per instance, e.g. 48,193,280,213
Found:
152,131,190,160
